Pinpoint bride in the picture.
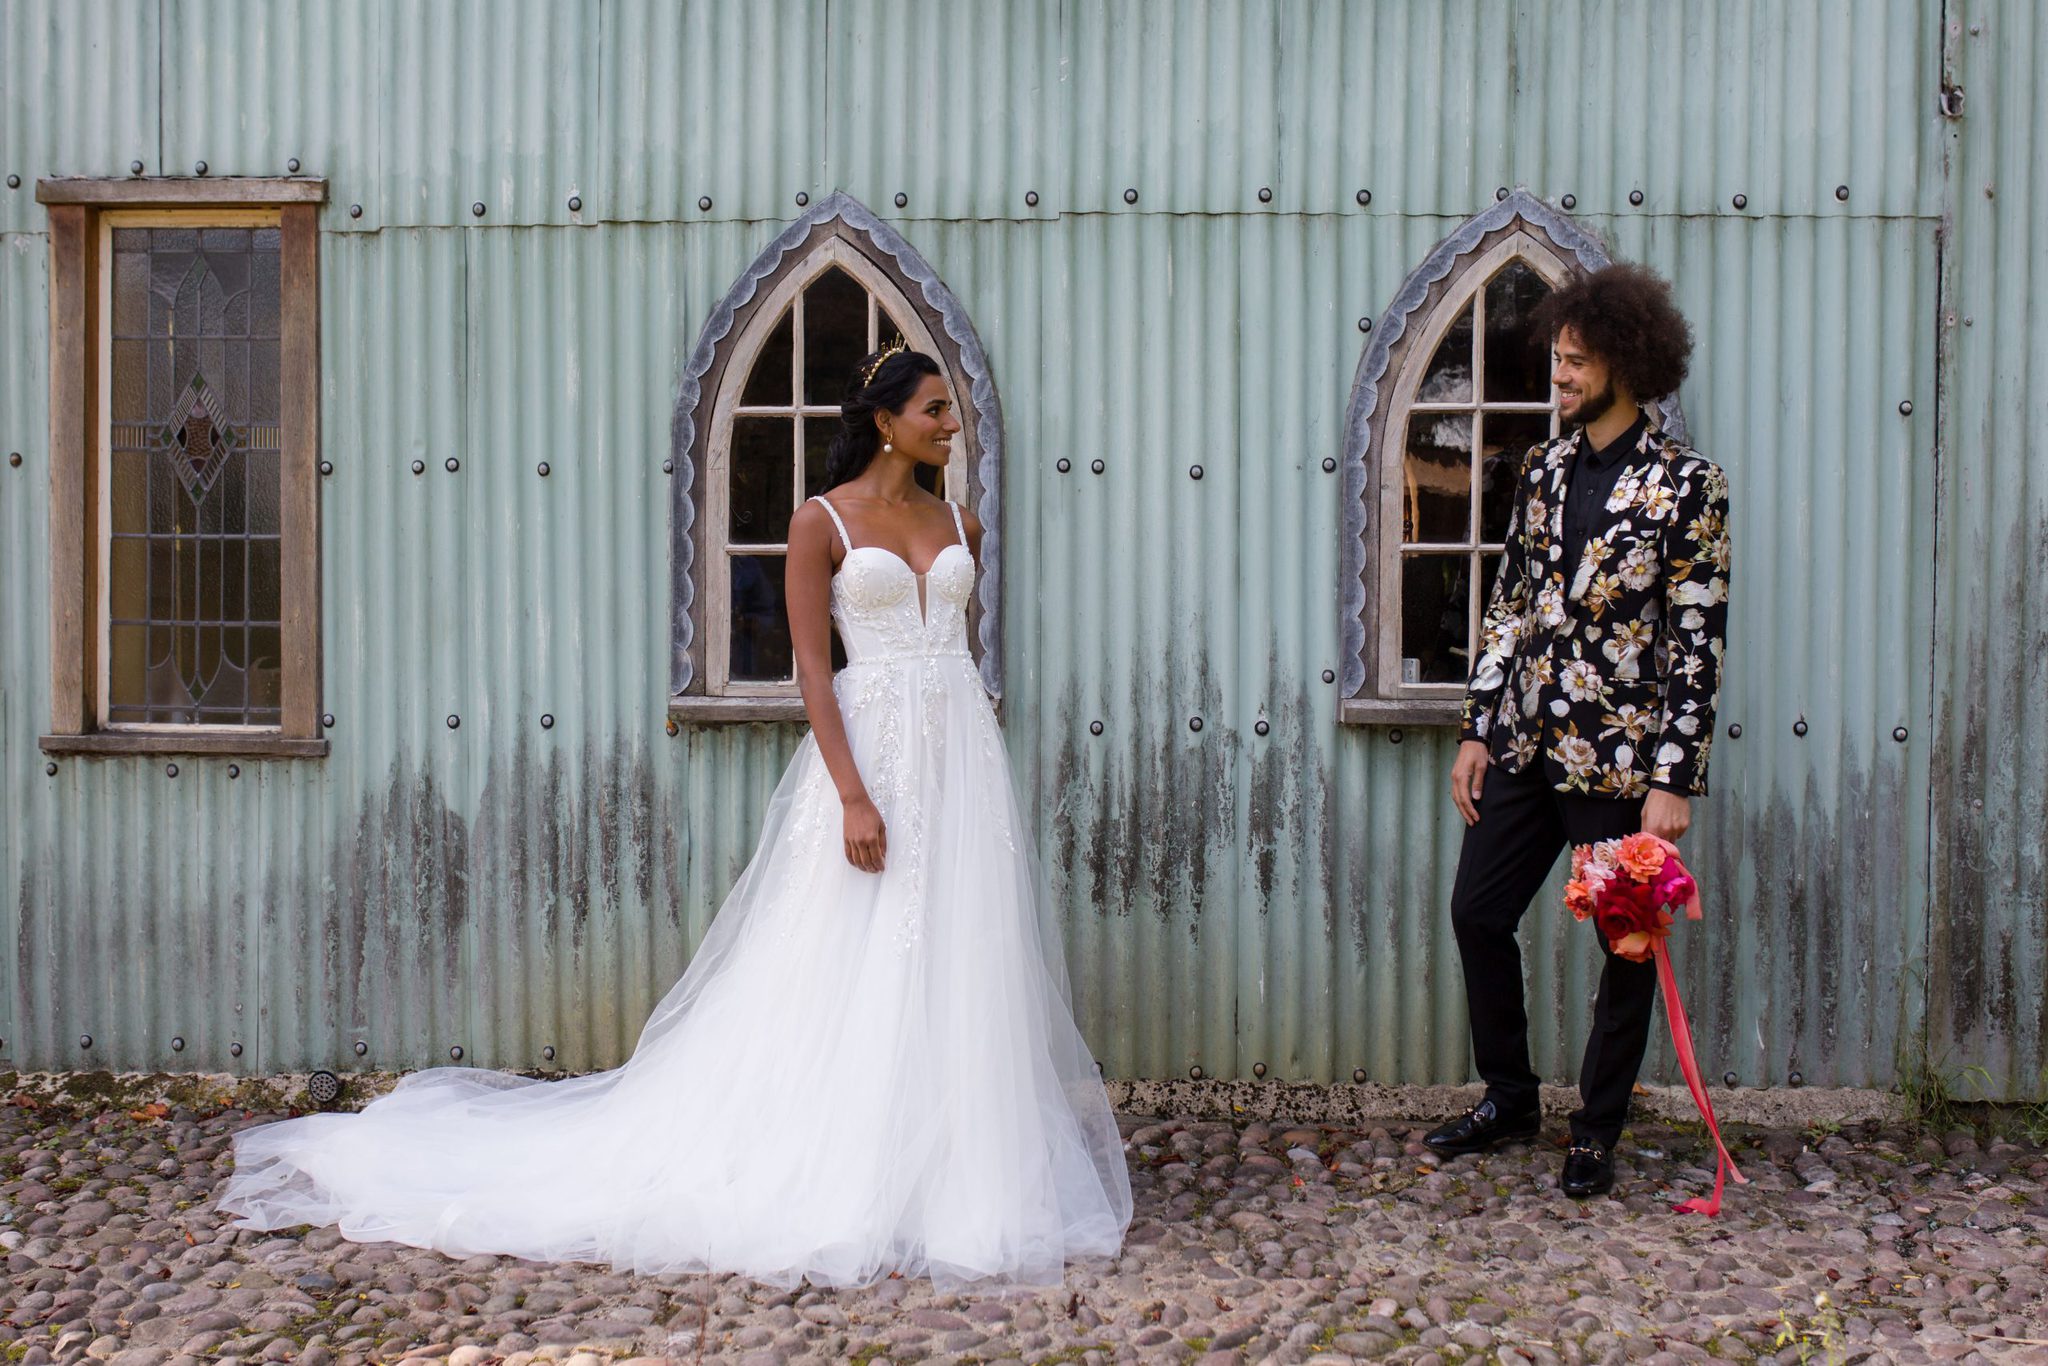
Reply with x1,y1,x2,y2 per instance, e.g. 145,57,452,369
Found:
220,343,1133,1291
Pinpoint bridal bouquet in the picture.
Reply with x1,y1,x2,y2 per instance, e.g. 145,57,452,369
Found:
1567,832,1746,1215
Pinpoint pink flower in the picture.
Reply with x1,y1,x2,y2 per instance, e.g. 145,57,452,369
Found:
1565,879,1597,922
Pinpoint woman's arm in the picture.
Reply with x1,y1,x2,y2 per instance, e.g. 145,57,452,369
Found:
786,500,887,872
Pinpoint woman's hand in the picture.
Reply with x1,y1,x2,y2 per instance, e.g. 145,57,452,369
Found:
842,792,888,873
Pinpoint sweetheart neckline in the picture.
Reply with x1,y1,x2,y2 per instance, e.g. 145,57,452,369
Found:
836,542,971,581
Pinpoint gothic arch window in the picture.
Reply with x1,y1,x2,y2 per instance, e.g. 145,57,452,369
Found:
669,195,1004,721
1338,191,1684,724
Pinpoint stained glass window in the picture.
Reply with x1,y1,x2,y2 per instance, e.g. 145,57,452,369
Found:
719,264,943,686
1393,256,1561,687
105,224,284,726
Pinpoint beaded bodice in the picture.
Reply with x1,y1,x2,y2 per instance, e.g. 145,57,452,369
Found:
815,498,974,664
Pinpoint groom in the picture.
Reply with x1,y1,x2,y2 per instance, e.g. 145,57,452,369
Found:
1423,263,1731,1198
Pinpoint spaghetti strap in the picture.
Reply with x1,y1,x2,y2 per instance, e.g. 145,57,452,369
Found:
813,495,853,552
947,499,967,549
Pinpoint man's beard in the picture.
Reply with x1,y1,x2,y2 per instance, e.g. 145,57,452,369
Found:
1565,378,1619,427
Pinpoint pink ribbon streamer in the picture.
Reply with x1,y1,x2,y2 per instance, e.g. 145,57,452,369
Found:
1653,941,1746,1215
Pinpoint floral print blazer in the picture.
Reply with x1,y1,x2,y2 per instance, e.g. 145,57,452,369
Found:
1459,422,1731,798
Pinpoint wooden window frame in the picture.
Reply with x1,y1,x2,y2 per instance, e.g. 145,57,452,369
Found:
1337,191,1684,726
37,177,328,759
669,194,1005,725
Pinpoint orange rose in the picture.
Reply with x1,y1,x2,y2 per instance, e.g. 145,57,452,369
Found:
1564,879,1597,922
1616,831,1668,881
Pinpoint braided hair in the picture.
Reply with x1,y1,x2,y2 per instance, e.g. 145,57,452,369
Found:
819,347,944,491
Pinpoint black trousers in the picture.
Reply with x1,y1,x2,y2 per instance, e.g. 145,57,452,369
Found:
1449,757,1657,1148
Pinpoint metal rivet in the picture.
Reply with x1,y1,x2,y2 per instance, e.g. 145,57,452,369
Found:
1355,189,1371,206
537,461,550,477
1351,1068,1368,1084
1254,719,1269,737
568,194,582,212
1893,726,1909,742
795,191,808,207
1090,459,1105,474
1728,723,1743,739
543,1045,556,1061
666,718,679,737
446,714,460,730
471,201,486,218
80,1034,93,1049
540,713,554,729
194,161,208,176
287,157,301,174
321,712,335,728
1252,1062,1267,1078
1835,184,1849,202
1188,1064,1204,1080
698,195,712,211
411,459,425,474
318,460,333,476
1495,185,1509,201
1322,457,1337,473
1732,193,1747,210
1090,720,1103,736
1322,669,1335,684
349,203,362,218
1025,190,1040,207
1189,464,1203,480
8,452,19,467
1123,187,1138,204
445,456,460,473
893,191,907,208
229,1042,243,1058
1788,1070,1804,1086
1723,1071,1737,1087
353,1040,368,1057
227,764,240,779
1357,316,1371,333
449,1045,465,1061
1258,186,1272,203
44,762,57,777
1794,719,1808,737
1189,716,1203,733
166,762,178,778
172,1037,185,1052
4,175,17,190
1561,193,1577,209
1056,457,1071,473
662,459,674,474
308,1070,342,1106
1898,400,1914,416
131,160,145,175
1628,189,1644,206
1388,729,1403,744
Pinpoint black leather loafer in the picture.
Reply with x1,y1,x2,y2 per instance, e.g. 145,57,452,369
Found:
1422,1099,1541,1158
1561,1142,1615,1197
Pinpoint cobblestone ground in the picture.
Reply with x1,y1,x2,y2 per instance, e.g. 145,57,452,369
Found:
2,1090,2044,1366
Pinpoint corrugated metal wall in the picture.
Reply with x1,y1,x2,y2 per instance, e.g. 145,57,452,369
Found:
1,0,2031,1094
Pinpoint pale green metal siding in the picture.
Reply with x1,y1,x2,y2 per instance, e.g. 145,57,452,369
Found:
0,0,2034,1095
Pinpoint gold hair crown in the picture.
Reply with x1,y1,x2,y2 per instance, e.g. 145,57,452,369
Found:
861,334,909,387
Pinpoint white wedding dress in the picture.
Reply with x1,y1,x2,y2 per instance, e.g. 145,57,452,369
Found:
220,496,1133,1291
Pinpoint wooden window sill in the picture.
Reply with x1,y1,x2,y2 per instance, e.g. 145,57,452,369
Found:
40,732,330,758
1338,697,1465,727
668,695,810,725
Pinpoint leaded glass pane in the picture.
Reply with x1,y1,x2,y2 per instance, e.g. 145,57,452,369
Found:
729,416,795,543
741,310,793,406
729,554,793,681
1480,411,1552,543
106,224,283,726
1484,261,1553,402
1402,412,1472,544
1419,304,1474,403
803,268,869,403
1399,553,1472,685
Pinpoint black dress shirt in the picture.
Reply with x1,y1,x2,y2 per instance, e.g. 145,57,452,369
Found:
1561,412,1648,567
